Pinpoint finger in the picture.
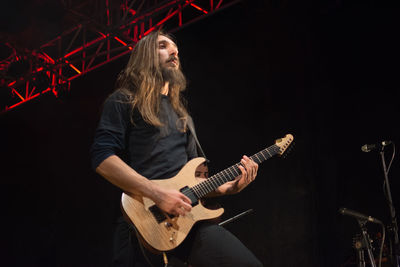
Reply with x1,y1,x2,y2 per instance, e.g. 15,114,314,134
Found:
242,156,253,173
248,162,256,181
251,161,258,181
254,161,259,174
241,159,252,182
176,208,185,217
253,162,258,180
181,201,192,212
170,206,182,217
173,204,188,216
238,164,247,181
248,159,257,178
244,156,257,180
180,193,192,205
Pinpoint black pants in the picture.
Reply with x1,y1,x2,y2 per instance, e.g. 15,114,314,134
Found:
112,217,263,267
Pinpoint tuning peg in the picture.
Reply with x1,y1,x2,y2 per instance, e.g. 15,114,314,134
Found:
281,142,295,159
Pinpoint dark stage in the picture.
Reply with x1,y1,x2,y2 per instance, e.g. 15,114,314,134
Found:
1,1,400,266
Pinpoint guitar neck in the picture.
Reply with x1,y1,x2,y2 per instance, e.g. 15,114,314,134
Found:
191,144,280,198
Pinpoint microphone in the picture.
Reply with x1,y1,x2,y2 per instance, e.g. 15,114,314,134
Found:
361,140,392,152
339,207,383,224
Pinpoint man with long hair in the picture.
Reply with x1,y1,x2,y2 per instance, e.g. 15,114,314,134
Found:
91,30,262,266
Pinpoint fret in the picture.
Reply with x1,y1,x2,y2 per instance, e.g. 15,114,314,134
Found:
265,147,272,157
207,179,217,191
232,164,240,176
201,182,210,193
197,184,207,196
202,182,211,195
260,150,267,160
208,177,216,190
193,186,201,198
226,168,236,180
199,185,207,198
205,180,214,192
220,170,228,181
216,172,226,184
193,185,199,196
222,174,228,184
219,173,226,184
210,177,219,189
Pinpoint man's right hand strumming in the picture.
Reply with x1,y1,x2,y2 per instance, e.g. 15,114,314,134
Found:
152,187,192,217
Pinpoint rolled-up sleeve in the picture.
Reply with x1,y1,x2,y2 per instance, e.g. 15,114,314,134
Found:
90,91,130,170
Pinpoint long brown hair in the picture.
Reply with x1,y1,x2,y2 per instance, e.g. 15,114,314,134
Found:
116,30,188,127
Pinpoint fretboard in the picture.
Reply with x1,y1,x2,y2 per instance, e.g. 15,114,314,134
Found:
191,144,280,198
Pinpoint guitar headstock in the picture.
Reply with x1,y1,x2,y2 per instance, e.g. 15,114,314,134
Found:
275,134,294,158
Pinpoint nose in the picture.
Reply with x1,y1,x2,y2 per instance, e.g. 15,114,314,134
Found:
169,46,178,56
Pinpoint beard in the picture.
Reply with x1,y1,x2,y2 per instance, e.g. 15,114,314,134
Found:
161,65,187,90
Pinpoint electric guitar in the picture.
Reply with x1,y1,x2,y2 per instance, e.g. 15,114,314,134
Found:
121,134,294,252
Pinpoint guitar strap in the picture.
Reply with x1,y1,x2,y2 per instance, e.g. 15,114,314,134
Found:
187,116,209,163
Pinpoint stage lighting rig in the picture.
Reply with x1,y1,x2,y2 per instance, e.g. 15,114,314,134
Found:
0,0,240,114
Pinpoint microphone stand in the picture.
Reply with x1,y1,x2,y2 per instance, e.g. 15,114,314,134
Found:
358,219,377,267
357,249,366,267
380,149,400,267
353,233,366,267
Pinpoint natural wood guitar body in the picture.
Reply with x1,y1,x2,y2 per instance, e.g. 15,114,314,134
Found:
121,157,224,252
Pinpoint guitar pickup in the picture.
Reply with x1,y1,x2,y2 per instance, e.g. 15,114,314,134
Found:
149,205,177,223
180,186,199,206
149,205,167,223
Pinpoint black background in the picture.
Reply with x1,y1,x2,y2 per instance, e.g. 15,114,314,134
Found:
1,1,400,266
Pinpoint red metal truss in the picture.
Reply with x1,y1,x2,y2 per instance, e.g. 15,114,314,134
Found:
0,0,240,113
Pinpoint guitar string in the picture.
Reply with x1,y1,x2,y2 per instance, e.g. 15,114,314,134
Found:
197,145,279,198
191,144,282,198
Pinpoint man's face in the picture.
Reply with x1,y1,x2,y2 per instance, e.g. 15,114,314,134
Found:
158,35,179,70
